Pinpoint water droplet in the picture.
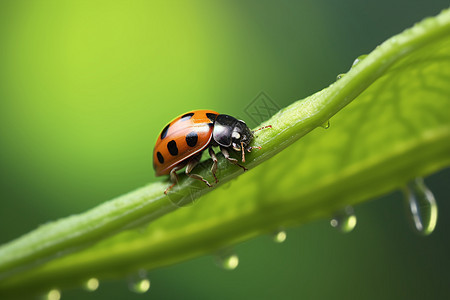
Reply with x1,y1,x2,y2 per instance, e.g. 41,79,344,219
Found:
336,73,346,80
128,270,151,294
45,289,61,300
403,177,438,236
272,230,287,243
320,120,330,129
215,251,239,270
330,206,357,233
351,54,368,67
83,277,99,292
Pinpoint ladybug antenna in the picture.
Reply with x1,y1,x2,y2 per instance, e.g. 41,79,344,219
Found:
241,141,246,162
252,125,272,134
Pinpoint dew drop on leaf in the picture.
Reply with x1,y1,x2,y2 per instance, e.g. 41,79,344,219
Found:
330,206,357,233
336,73,346,80
45,289,61,300
215,251,239,270
128,270,150,294
272,230,287,243
83,277,99,292
351,54,368,68
403,177,438,236
320,120,330,129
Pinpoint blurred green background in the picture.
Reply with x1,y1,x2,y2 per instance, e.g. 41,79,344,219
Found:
0,1,449,299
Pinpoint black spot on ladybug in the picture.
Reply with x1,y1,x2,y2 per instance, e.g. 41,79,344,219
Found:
206,113,218,122
185,131,198,147
167,140,178,156
157,152,164,164
160,124,170,140
180,112,194,121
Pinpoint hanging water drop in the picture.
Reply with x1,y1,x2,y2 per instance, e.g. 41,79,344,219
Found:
403,177,438,236
45,289,61,300
336,54,367,83
272,230,287,243
330,206,357,233
351,54,368,67
128,270,151,294
83,277,99,292
215,251,239,270
336,73,346,80
320,120,330,129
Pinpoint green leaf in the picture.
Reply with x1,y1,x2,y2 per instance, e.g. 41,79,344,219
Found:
1,8,450,298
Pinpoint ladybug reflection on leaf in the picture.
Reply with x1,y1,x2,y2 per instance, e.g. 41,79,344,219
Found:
153,110,271,194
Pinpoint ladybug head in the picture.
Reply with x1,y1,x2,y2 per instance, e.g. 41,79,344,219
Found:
212,114,254,155
230,120,254,152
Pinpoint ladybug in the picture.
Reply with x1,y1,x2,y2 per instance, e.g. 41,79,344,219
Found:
153,110,271,194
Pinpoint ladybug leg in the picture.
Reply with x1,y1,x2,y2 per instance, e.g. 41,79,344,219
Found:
220,146,248,172
165,165,183,195
185,155,212,188
247,146,262,152
240,142,246,162
208,147,219,184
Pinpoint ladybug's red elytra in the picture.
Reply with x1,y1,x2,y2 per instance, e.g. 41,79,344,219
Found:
153,110,271,194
